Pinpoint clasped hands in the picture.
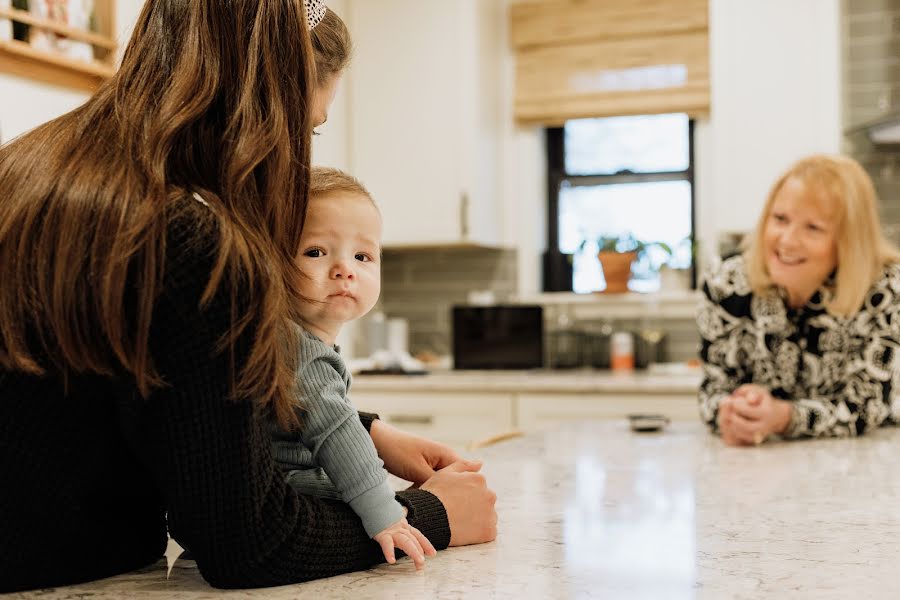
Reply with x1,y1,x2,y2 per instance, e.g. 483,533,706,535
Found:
717,384,793,446
369,419,498,568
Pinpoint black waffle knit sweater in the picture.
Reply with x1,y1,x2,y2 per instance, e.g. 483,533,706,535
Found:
0,202,450,593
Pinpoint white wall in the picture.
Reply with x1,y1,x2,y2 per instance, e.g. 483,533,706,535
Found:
311,0,351,170
695,0,842,264
498,0,546,297
0,0,145,143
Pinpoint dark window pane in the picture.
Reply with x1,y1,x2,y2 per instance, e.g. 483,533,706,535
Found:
564,114,689,175
559,181,692,293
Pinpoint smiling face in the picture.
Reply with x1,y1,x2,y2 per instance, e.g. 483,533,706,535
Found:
762,176,839,307
296,191,382,344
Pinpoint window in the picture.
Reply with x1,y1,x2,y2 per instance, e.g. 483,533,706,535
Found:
545,113,695,293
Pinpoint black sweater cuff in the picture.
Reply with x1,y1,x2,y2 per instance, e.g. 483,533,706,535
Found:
358,411,379,432
395,488,451,550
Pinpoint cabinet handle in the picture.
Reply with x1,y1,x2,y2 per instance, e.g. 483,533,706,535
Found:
459,191,469,239
389,414,434,425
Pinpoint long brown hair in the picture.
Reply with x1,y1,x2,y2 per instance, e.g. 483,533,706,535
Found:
0,0,316,427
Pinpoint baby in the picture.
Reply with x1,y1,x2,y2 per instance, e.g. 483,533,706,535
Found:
269,167,434,569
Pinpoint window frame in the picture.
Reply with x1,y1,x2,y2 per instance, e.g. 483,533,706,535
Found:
544,118,697,292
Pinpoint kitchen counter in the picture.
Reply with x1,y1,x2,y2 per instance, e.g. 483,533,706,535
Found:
14,420,900,598
352,368,702,394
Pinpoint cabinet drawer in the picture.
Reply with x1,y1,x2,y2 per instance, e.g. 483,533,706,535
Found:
517,393,699,431
352,392,516,448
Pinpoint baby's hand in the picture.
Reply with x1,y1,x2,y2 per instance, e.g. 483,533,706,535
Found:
373,517,437,570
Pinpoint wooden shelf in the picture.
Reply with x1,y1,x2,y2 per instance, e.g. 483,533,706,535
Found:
0,38,112,91
0,3,116,92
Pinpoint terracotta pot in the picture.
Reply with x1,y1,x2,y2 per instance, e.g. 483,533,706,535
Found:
597,250,637,293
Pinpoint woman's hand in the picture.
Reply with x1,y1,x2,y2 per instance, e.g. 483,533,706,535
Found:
369,419,462,485
420,460,498,547
717,384,792,446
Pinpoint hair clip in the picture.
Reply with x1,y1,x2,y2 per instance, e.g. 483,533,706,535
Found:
304,0,327,29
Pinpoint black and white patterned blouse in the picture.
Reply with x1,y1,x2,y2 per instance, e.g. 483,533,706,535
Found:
698,254,900,438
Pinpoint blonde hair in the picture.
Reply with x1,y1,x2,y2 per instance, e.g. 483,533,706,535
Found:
744,154,900,316
309,166,375,206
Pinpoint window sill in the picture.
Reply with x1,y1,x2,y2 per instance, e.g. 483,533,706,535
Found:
514,289,700,319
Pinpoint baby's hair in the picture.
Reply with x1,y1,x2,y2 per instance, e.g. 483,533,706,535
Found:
309,166,377,209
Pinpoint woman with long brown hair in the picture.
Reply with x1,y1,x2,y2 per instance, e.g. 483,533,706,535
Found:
0,1,496,592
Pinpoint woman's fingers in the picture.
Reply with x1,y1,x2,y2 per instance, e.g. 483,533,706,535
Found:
732,396,766,420
719,399,759,446
728,410,764,445
441,459,483,474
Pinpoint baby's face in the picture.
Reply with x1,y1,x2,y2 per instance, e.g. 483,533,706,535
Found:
295,191,382,330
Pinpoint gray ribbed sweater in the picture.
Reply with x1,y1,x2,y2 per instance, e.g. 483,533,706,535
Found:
270,328,403,538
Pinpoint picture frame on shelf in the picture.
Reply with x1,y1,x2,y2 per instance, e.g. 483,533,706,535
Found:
0,0,116,90
29,0,95,63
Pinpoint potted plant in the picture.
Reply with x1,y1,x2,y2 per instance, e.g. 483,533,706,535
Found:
582,233,672,293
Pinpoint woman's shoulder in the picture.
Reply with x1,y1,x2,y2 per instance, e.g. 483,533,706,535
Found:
865,261,900,308
165,190,220,250
878,261,900,284
297,328,344,375
161,190,225,277
153,191,234,319
701,254,753,303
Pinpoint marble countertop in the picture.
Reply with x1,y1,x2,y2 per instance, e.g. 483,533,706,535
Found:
14,421,900,598
352,368,702,394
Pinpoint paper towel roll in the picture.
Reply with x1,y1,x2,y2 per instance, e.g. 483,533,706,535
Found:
386,318,409,355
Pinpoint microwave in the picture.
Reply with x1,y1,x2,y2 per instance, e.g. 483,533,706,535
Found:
452,305,544,370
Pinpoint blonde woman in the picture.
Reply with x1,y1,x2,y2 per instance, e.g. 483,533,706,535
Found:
698,154,900,446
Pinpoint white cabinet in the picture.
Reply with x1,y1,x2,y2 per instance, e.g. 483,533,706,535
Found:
347,0,503,247
352,391,516,450
516,393,699,432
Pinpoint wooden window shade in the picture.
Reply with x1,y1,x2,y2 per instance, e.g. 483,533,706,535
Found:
0,1,117,92
510,0,710,126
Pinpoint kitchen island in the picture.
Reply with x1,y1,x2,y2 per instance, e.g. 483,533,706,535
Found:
12,420,900,598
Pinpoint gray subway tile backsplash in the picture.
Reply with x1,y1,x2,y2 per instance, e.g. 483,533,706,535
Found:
379,247,701,365
844,0,900,227
379,247,518,357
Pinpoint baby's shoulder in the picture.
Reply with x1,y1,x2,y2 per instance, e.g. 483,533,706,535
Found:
298,328,346,376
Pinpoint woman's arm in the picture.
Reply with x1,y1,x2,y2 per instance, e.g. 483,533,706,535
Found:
782,329,895,439
781,267,900,439
368,419,462,485
123,217,449,589
782,366,893,439
697,276,751,431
